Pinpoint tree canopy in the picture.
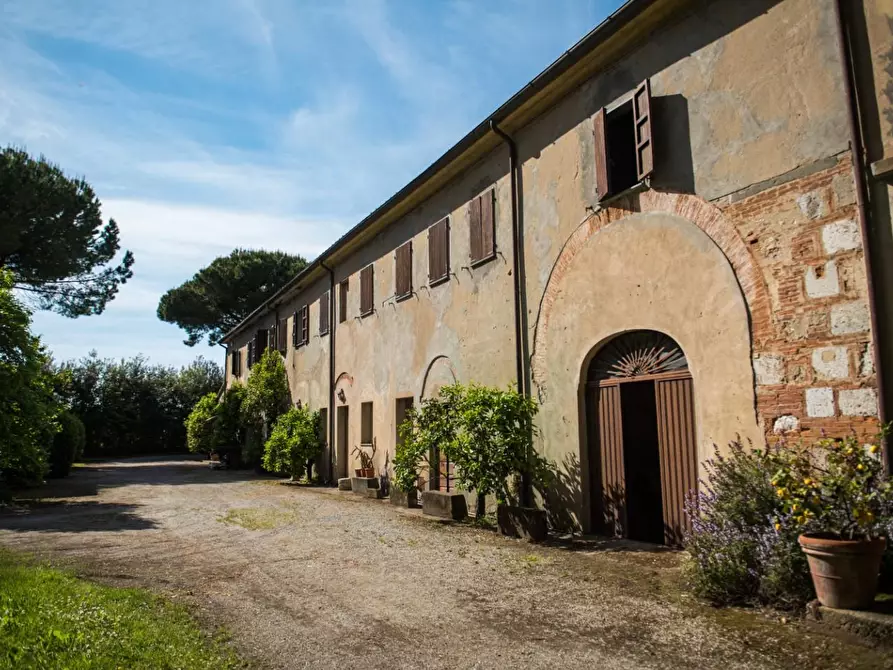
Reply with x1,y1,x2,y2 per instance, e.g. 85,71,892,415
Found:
0,147,134,317
157,248,307,347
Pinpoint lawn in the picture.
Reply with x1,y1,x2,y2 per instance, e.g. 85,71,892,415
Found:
0,549,243,669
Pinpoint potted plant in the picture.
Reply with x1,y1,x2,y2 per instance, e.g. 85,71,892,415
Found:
352,442,376,478
771,432,892,610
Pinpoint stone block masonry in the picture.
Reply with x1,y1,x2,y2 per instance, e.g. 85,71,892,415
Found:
719,155,879,442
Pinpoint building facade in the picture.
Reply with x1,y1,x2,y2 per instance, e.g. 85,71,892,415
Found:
223,0,893,543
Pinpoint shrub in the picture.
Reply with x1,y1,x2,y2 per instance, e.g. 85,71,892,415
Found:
242,348,290,466
684,440,813,609
262,406,322,480
216,381,245,448
48,410,85,478
394,392,459,494
184,393,220,454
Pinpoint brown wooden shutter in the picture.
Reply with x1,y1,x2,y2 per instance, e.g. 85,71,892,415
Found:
428,218,449,284
278,317,288,351
301,304,309,344
481,189,495,260
319,292,330,335
655,376,697,546
596,384,625,537
247,341,253,369
634,79,653,181
360,265,374,315
593,107,610,200
292,311,299,347
469,195,483,263
231,350,241,376
395,241,412,298
339,280,349,323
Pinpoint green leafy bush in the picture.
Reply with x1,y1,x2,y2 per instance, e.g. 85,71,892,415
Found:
48,410,85,478
184,392,220,454
684,440,813,610
242,348,290,466
262,406,322,480
394,383,540,516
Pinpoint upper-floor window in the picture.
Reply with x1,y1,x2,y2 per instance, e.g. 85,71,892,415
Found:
231,350,241,377
395,241,412,300
339,279,349,323
469,188,495,265
319,291,330,335
360,264,374,316
248,328,268,369
593,79,653,201
293,305,309,347
428,217,450,286
277,316,288,353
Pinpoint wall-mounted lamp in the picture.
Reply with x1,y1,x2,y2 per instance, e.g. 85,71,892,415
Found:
337,389,346,403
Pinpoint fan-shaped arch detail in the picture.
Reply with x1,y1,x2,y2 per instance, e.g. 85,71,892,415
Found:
588,330,688,382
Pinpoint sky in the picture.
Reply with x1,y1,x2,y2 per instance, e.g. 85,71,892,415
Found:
0,0,620,369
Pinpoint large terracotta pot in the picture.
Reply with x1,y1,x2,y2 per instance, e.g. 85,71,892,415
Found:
799,533,886,610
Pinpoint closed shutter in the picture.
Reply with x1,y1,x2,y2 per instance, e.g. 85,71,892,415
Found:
655,376,697,546
360,265,374,316
301,304,309,344
593,107,610,201
395,241,412,298
247,340,254,369
633,79,654,181
339,280,349,323
428,217,450,284
319,292,330,335
480,188,495,260
469,195,482,263
292,311,299,347
278,317,288,352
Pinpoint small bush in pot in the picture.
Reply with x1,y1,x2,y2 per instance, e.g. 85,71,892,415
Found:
352,442,377,477
771,432,893,610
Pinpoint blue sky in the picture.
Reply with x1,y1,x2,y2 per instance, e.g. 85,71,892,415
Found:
1,0,619,369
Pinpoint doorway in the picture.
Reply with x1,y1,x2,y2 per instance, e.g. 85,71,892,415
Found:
336,405,349,479
586,330,697,545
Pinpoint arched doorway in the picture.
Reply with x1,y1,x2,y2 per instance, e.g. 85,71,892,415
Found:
585,330,697,546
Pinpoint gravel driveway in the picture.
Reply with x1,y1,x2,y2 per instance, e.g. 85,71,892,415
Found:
0,457,889,670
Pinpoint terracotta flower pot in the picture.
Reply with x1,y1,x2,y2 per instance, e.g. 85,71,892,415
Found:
799,533,886,610
361,467,375,478
354,468,363,477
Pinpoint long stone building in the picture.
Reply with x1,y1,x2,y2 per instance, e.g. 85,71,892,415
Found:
222,0,893,544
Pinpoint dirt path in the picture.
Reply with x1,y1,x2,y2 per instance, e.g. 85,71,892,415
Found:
0,458,889,670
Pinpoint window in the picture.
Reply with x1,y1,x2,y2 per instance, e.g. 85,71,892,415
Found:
395,241,412,300
277,317,288,352
339,279,349,323
360,265,374,316
292,305,309,347
428,217,450,285
247,340,254,369
231,350,241,376
255,328,268,360
469,189,495,265
593,79,653,201
360,401,373,446
319,292,330,335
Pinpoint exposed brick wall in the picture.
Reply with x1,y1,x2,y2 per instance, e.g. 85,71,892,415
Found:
717,155,880,443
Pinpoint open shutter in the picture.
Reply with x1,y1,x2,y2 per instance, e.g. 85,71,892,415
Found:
360,265,374,315
300,305,309,344
655,376,697,546
292,311,299,347
278,317,288,351
593,107,610,200
633,79,653,181
319,292,330,335
481,189,495,260
469,195,483,263
255,329,268,359
395,242,412,298
596,384,625,537
231,350,241,376
247,340,254,369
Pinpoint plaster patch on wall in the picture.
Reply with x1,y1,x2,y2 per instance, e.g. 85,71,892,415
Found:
821,219,860,255
805,387,835,417
830,301,870,335
804,261,839,298
838,388,878,417
860,343,875,377
773,415,800,434
797,190,829,219
811,346,848,379
753,355,784,385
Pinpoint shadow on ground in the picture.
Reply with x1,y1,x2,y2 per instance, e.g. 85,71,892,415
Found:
0,500,157,532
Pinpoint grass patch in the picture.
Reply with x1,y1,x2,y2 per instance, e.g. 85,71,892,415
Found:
217,506,296,530
0,549,242,669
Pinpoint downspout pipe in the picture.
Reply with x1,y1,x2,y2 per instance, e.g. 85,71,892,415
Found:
490,119,533,506
321,261,337,484
833,0,889,468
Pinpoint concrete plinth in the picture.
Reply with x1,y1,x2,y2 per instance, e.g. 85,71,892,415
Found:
337,478,352,491
390,488,419,508
422,490,467,520
351,477,379,495
497,504,548,543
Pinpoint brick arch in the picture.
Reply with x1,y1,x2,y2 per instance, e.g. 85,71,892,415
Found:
530,190,771,401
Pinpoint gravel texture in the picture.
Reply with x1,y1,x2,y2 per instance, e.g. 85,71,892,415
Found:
1,457,890,670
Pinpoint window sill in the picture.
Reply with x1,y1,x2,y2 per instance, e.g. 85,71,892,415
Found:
360,309,374,318
395,291,413,303
428,274,450,288
597,178,650,208
470,253,496,269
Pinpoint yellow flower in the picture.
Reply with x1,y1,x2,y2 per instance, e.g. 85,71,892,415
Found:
846,448,854,456
791,503,800,512
774,523,782,531
857,463,865,471
869,445,879,454
776,488,786,498
803,478,812,486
